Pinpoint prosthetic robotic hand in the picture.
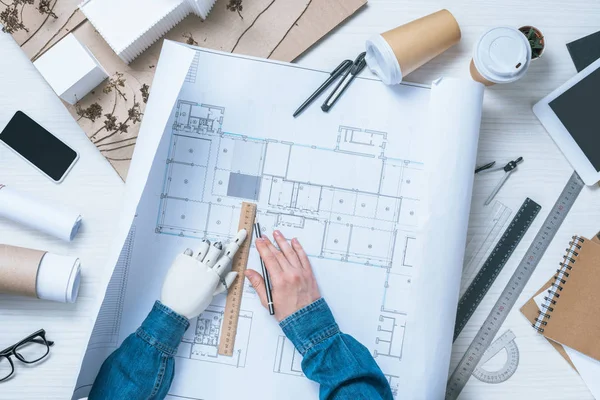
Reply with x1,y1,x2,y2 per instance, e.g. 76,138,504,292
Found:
161,229,247,319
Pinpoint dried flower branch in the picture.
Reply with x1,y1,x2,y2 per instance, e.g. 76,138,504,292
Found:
37,0,57,19
0,0,34,34
93,99,143,145
227,0,243,19
103,113,117,131
103,72,127,101
76,102,103,122
182,32,198,46
140,84,150,104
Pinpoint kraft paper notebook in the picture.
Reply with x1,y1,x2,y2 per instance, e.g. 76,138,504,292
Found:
521,234,600,364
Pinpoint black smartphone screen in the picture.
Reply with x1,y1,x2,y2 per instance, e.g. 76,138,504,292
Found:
0,111,77,181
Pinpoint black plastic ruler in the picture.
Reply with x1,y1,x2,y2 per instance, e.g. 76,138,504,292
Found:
453,198,541,341
446,172,585,400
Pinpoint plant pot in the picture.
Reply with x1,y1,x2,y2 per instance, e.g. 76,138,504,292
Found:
519,26,545,60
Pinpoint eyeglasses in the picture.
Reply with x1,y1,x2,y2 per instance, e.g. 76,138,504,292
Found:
0,329,54,382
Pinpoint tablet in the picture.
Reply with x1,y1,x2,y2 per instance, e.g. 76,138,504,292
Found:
533,57,600,185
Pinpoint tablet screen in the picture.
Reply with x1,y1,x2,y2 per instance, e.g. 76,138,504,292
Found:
549,67,600,172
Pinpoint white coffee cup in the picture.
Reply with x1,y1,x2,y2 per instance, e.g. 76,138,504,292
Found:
470,27,532,86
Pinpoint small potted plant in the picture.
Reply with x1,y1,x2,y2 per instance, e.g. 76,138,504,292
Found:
519,26,545,60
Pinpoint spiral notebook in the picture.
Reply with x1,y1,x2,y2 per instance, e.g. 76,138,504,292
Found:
521,234,600,397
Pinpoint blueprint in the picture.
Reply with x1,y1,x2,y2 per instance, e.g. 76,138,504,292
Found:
74,42,484,400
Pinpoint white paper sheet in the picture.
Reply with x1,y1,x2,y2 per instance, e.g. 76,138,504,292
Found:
534,289,600,399
0,184,82,241
399,78,484,399
73,41,484,399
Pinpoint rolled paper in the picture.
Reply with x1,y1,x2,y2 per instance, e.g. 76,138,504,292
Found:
0,184,82,241
0,244,81,303
399,78,485,399
365,9,461,85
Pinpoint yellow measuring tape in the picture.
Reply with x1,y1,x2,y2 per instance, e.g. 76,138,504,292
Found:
218,202,257,356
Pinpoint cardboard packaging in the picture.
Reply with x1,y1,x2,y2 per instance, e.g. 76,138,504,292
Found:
470,27,531,86
365,9,461,85
0,244,81,303
33,33,108,105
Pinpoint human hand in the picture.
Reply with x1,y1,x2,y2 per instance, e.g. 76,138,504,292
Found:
245,230,321,322
161,230,247,319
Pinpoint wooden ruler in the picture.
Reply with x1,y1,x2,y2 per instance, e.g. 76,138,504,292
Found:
218,202,257,356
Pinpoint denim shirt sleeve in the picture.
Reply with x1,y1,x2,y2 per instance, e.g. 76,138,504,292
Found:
89,301,189,400
280,298,394,400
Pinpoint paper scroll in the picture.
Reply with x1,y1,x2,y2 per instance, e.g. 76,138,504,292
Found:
399,77,485,399
0,184,82,242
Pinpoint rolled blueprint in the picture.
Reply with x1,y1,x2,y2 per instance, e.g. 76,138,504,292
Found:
0,184,82,241
0,244,81,303
399,78,484,399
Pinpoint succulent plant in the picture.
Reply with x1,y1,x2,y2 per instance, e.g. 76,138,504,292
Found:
521,27,545,59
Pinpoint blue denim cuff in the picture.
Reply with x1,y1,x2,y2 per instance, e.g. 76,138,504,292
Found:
136,301,190,356
279,298,339,355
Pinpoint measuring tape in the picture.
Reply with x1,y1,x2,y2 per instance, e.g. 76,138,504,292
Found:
472,329,519,384
454,198,541,341
218,202,257,356
446,172,585,400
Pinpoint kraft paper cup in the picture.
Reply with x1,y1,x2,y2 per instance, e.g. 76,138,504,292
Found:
365,9,461,85
470,27,532,86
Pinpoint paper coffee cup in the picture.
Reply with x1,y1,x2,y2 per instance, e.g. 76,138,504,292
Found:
365,9,461,85
470,27,532,86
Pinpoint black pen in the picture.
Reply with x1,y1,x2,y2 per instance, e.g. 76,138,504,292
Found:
293,59,353,117
254,222,275,315
322,52,367,112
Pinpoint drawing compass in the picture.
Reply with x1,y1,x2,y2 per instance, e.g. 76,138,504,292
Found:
476,157,524,205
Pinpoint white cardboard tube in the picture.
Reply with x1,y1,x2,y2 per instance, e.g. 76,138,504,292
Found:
0,244,81,303
37,253,81,303
0,184,82,241
399,77,484,399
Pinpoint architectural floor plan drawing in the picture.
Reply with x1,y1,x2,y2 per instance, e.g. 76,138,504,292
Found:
154,98,420,398
157,100,422,272
75,45,487,400
178,305,253,368
273,335,304,377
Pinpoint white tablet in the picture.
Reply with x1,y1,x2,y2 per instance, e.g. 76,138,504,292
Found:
533,57,600,185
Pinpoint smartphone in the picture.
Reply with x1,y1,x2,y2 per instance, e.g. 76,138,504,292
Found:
0,111,79,183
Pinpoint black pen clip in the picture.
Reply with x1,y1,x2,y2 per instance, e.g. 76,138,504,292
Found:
292,59,353,117
331,59,353,76
349,52,367,76
321,52,367,112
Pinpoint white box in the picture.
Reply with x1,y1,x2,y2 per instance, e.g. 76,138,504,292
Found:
34,33,108,105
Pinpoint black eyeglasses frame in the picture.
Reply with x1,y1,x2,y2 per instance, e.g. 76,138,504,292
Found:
0,329,54,383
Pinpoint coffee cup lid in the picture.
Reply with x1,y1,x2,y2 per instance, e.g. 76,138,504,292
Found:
365,34,403,85
474,27,531,83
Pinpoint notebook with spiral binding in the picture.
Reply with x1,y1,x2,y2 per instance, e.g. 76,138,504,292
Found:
521,234,600,362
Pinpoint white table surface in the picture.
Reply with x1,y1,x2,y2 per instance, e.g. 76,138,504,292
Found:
2,0,600,399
